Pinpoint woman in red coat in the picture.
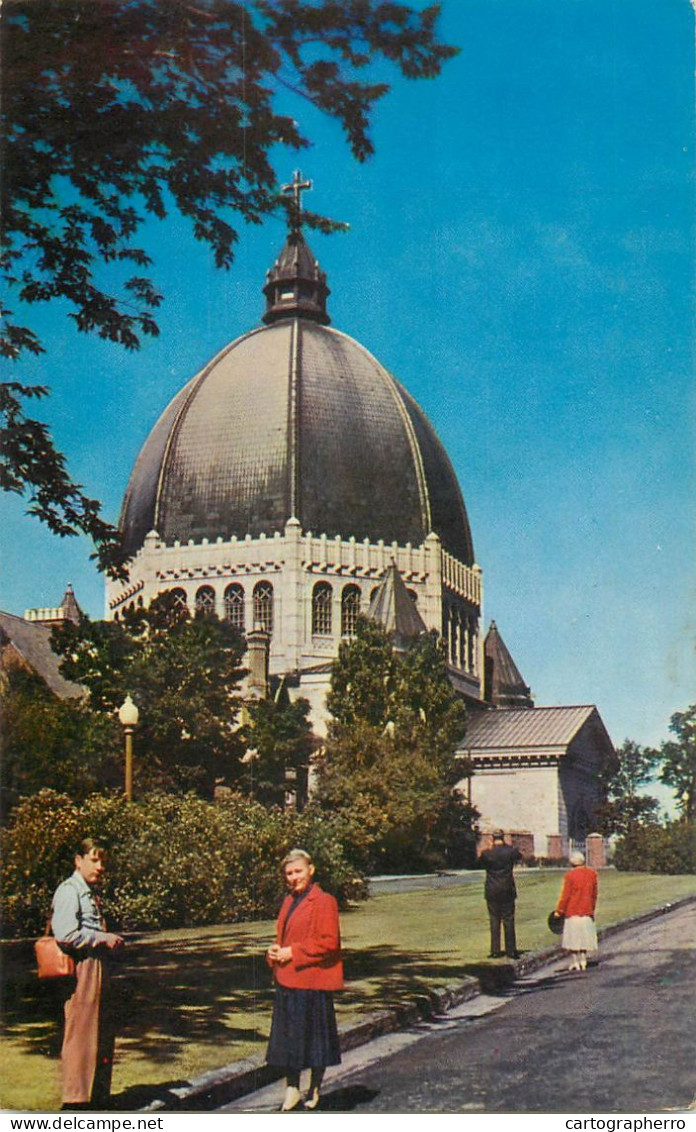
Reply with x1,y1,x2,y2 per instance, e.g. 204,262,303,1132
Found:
266,849,343,1112
555,850,599,971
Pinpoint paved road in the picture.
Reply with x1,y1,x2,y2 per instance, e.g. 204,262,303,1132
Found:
222,903,696,1115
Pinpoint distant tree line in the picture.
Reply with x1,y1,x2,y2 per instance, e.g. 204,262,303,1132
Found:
597,710,696,874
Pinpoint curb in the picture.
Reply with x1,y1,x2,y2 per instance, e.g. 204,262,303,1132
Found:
140,891,696,1113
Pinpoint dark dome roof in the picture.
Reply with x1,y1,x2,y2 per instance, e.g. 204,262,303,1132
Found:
120,237,475,564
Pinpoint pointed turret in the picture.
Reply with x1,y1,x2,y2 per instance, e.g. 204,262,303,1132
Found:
60,583,83,625
483,620,534,708
24,584,83,628
262,170,330,325
367,562,428,652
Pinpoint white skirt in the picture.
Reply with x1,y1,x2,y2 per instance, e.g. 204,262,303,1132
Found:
562,915,598,952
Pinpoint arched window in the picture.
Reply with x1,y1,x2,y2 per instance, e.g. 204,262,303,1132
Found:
195,585,216,616
341,585,361,637
253,581,274,635
312,582,333,635
443,603,457,665
452,615,464,665
224,584,245,631
467,616,477,674
459,613,468,670
169,588,188,613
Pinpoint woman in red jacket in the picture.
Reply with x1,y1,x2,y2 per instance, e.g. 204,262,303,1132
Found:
555,850,599,971
266,849,343,1112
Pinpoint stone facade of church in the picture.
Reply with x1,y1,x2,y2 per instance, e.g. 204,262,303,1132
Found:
107,524,483,732
457,704,614,857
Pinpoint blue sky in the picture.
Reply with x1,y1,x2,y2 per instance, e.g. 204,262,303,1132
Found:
2,0,694,781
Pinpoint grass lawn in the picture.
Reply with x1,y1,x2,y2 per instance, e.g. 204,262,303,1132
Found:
2,870,694,1112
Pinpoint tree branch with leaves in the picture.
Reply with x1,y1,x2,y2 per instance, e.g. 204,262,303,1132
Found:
1,0,457,568
596,739,661,837
651,705,696,822
51,591,248,796
318,618,476,871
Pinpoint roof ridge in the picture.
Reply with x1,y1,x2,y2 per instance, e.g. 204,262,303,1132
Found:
492,703,595,713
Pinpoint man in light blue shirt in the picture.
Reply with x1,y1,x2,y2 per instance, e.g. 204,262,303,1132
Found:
52,839,123,1110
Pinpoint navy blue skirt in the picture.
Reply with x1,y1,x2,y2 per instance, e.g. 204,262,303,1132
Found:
266,985,341,1070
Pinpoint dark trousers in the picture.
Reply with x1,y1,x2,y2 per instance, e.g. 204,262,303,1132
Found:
487,900,517,956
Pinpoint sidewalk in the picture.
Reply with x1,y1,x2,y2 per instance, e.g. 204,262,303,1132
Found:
140,890,696,1113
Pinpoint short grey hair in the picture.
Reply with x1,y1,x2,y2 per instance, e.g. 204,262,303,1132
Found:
569,850,585,866
281,848,313,870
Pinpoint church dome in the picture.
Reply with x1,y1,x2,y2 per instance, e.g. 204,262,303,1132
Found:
120,224,474,565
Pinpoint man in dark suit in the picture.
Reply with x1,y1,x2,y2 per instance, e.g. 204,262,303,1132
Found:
479,830,523,958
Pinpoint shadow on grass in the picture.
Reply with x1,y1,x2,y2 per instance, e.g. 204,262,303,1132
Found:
340,943,466,1017
2,935,468,1110
1,934,275,1110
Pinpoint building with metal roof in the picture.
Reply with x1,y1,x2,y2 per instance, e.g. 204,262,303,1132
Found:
456,704,614,856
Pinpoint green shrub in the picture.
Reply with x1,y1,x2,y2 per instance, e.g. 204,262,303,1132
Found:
613,819,696,875
0,789,368,938
284,804,370,903
90,792,232,929
0,790,83,937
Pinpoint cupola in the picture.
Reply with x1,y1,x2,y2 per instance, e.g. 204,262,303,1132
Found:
262,171,330,325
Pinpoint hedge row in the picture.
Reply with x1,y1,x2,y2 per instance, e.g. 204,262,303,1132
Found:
0,789,368,938
613,819,696,875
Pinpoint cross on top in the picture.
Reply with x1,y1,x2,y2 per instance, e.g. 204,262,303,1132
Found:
282,170,312,228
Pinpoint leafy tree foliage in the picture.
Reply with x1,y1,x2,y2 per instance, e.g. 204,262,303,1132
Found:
613,818,696,875
240,693,315,808
317,729,476,873
327,615,395,730
51,591,247,796
596,739,661,837
650,704,696,822
0,667,121,820
327,616,467,759
1,0,457,563
0,381,129,577
317,618,476,872
0,787,368,937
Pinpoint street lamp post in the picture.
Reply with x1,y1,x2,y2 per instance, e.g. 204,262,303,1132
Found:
118,695,139,802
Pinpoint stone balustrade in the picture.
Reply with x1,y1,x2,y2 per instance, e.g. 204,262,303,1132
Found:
108,524,482,615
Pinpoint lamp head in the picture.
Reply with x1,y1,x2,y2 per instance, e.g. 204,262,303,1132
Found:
118,694,139,728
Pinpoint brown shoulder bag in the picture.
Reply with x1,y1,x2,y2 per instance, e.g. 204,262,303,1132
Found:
35,918,76,979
